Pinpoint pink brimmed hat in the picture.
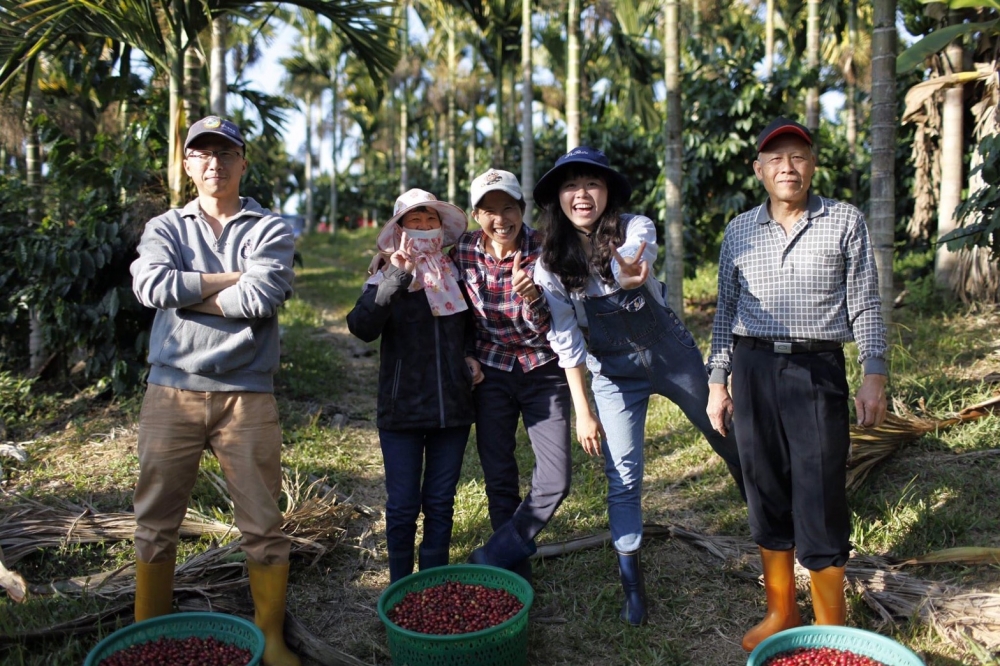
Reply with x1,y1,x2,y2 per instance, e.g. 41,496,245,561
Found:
377,189,468,252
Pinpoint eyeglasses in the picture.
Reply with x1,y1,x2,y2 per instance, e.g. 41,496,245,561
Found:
186,149,244,163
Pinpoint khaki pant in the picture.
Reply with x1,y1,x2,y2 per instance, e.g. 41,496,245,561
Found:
134,384,290,565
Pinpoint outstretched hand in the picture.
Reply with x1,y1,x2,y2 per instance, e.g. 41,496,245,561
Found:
611,241,649,290
390,232,416,274
511,251,542,303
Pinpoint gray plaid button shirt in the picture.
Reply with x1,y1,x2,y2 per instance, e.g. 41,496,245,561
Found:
708,194,887,382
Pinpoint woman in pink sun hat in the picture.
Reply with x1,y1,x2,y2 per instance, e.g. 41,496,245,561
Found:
348,188,484,583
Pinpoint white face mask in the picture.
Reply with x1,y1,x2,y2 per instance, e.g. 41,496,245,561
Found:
402,227,443,241
402,227,444,256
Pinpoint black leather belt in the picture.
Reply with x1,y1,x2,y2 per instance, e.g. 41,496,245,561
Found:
738,336,843,354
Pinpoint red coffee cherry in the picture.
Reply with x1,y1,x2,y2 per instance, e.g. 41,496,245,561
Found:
98,635,253,666
387,580,524,634
763,646,889,666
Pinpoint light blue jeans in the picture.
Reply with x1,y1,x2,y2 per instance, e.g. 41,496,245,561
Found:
583,285,742,553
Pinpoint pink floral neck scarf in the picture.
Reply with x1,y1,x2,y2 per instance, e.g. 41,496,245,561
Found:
367,227,468,317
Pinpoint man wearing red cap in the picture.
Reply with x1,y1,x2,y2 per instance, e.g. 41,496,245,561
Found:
706,117,888,651
131,116,300,665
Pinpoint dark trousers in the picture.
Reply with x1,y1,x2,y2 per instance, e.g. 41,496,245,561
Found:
731,340,852,570
474,361,572,542
379,426,470,566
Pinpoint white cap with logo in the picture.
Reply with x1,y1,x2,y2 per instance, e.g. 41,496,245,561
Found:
470,169,524,209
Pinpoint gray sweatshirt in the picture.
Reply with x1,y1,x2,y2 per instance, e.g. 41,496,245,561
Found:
131,198,295,392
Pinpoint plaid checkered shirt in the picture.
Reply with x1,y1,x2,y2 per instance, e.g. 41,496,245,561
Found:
450,227,556,372
708,194,888,382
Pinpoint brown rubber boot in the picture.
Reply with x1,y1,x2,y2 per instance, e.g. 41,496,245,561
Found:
810,565,847,625
742,547,802,652
134,560,174,622
248,561,301,666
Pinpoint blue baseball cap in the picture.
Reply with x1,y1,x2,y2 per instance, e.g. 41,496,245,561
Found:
533,146,632,207
184,116,246,151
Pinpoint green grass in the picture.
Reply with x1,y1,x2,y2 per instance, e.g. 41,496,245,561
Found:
1,236,998,665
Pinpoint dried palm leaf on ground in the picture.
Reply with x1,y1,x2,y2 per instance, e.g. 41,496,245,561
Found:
536,523,1000,655
18,474,358,601
890,547,1000,568
847,395,1000,490
0,494,233,567
0,471,360,572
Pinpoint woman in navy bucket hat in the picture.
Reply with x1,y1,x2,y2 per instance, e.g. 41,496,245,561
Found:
532,147,745,626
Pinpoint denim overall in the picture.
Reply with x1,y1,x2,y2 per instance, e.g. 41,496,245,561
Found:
583,282,743,553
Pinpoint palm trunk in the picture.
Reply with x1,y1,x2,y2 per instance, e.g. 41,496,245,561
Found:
399,0,409,194
870,0,896,327
168,0,185,208
468,50,477,180
954,73,999,303
935,35,965,289
845,0,858,206
304,91,315,233
25,99,45,376
566,0,581,151
661,0,684,316
764,0,775,78
447,13,457,204
521,0,535,225
493,30,505,164
210,16,228,116
432,114,441,190
183,32,201,128
119,43,132,217
805,0,820,132
329,61,339,235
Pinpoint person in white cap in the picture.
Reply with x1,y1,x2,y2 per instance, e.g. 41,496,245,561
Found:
450,169,572,584
130,115,300,665
707,117,887,650
347,188,482,583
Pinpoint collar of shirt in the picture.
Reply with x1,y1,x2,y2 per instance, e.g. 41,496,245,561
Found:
755,193,826,244
755,193,825,225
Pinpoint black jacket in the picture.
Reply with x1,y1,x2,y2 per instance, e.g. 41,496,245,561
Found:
347,265,475,431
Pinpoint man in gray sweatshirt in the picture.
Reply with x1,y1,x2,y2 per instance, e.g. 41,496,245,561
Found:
130,116,299,666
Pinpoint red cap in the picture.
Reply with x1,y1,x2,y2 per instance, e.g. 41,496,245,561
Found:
756,117,812,152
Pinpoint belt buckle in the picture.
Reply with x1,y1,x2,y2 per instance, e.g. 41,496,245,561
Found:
773,341,792,354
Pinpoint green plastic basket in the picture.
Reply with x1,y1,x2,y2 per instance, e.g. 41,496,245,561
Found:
747,626,925,666
83,612,265,666
377,564,534,666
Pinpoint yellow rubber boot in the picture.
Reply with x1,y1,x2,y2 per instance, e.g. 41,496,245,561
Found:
134,560,174,622
810,565,847,626
742,547,802,652
248,562,301,666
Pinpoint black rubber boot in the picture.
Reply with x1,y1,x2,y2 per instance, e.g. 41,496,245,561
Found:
418,544,449,572
616,549,648,626
467,521,536,581
388,551,414,584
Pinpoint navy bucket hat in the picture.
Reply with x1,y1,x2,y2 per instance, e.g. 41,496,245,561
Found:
533,146,632,207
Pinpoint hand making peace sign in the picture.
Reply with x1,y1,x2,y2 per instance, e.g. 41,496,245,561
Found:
511,251,542,303
611,240,649,290
390,232,417,274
